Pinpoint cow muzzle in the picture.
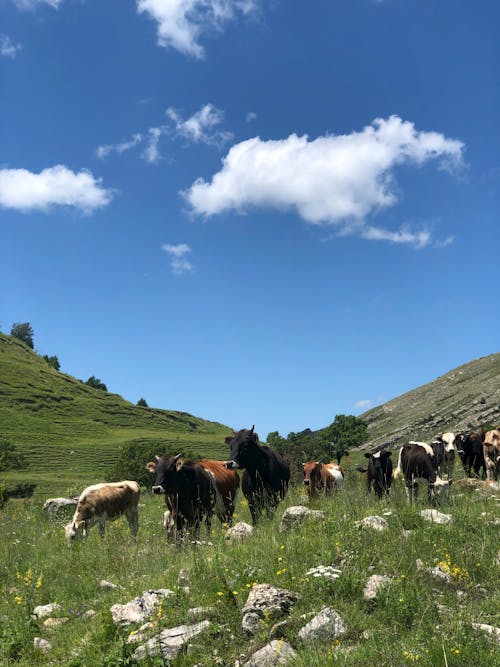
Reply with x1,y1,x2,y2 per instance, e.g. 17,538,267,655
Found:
224,460,238,470
303,479,310,486
152,485,165,494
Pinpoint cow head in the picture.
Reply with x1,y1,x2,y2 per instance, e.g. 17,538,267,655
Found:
147,454,183,494
302,462,322,495
224,426,259,470
64,519,87,543
429,476,452,497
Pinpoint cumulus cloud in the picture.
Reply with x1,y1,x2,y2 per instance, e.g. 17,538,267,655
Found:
0,34,22,58
166,103,233,147
162,242,193,274
0,165,113,213
97,133,144,159
137,0,259,59
184,116,464,247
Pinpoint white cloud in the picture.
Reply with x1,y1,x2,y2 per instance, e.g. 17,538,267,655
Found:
354,399,373,410
137,0,258,58
142,127,165,163
245,111,257,123
97,133,144,159
184,115,464,248
0,34,22,58
166,103,233,147
0,165,113,213
13,0,62,9
162,242,193,274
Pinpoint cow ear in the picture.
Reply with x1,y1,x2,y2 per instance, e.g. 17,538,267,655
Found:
146,461,157,473
175,457,184,471
364,453,371,458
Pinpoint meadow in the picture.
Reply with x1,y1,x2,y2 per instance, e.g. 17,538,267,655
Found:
0,458,498,667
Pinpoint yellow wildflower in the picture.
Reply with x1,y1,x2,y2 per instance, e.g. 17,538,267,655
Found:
14,596,23,605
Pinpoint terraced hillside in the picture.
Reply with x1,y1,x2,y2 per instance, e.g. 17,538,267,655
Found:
0,333,231,496
359,352,500,449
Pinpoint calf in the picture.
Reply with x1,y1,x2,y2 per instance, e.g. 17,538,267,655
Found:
147,454,214,538
65,481,140,543
302,461,344,497
455,429,486,478
362,448,393,499
430,432,456,479
394,443,451,502
196,459,240,525
483,429,500,481
224,426,290,525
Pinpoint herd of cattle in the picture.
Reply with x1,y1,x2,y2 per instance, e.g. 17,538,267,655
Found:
64,426,500,544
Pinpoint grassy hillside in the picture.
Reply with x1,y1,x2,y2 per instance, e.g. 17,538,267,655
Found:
359,353,500,449
0,333,232,496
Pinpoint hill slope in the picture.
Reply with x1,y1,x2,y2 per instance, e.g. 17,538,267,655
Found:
359,352,500,448
0,333,231,495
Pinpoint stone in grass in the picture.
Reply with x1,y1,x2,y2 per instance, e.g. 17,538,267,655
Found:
34,637,52,653
225,521,254,542
33,603,61,619
242,584,298,635
356,516,388,531
132,620,210,662
471,623,500,643
298,607,346,642
363,574,393,601
43,497,78,514
242,640,297,666
420,509,452,525
100,579,119,590
43,617,69,628
279,506,325,533
110,589,175,626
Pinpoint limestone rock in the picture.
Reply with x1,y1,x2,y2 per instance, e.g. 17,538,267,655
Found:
242,584,298,635
34,637,52,652
43,617,69,628
356,515,388,531
110,589,175,626
132,620,210,662
225,521,254,542
43,497,78,514
363,574,392,601
471,623,500,643
279,506,325,533
298,607,346,642
33,603,61,619
242,640,297,666
420,509,452,525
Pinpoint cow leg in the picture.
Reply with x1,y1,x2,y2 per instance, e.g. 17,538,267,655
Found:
98,520,106,537
126,509,139,537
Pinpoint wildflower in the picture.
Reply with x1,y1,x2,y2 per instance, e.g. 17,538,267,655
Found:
277,556,283,562
232,591,238,596
14,595,23,605
454,649,460,655
216,591,223,597
35,575,43,590
280,544,285,550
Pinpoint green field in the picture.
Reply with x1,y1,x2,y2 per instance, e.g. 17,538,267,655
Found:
0,333,231,497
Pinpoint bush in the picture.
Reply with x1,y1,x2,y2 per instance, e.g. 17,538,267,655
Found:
42,354,60,370
85,376,107,391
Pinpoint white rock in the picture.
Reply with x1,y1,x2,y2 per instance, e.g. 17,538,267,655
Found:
420,509,452,525
243,640,297,666
100,579,119,590
279,506,325,533
298,607,346,642
43,497,78,513
225,521,254,542
132,621,210,662
33,603,61,619
242,584,298,635
363,574,392,601
110,589,175,626
356,515,389,531
43,617,68,627
471,623,500,642
34,637,52,652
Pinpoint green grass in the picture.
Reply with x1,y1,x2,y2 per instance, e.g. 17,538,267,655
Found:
0,333,231,496
0,460,498,666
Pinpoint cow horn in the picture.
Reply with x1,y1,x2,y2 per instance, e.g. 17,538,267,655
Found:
249,425,254,434
174,453,182,461
155,455,160,461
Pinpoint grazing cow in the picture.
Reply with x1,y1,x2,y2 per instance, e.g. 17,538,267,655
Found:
483,429,500,481
361,448,393,499
302,461,344,497
65,481,140,543
196,459,240,524
147,455,214,538
224,426,290,525
430,432,456,479
394,443,451,502
455,429,486,478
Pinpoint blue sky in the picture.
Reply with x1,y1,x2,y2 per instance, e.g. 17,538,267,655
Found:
1,0,498,439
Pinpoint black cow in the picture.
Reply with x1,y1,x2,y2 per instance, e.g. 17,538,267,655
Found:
361,448,393,499
224,426,290,525
147,454,214,538
455,429,486,478
394,442,451,502
430,432,456,479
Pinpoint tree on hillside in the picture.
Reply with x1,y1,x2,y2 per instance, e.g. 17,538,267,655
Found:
42,355,60,371
0,439,26,472
10,322,34,349
85,376,107,391
321,414,368,463
137,398,149,407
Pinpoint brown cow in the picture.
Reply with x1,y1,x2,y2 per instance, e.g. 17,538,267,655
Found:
196,459,240,525
483,429,500,481
302,461,344,496
65,481,140,543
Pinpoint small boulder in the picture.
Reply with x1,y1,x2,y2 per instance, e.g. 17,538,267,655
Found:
471,623,500,643
225,521,254,542
356,516,388,531
242,640,297,666
33,603,61,619
43,497,78,514
43,617,69,628
279,506,325,533
298,607,346,642
363,574,392,601
132,620,210,662
100,580,119,590
420,509,452,525
242,584,298,635
110,589,175,626
34,637,52,653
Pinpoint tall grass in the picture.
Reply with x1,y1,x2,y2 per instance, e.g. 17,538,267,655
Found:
0,462,498,666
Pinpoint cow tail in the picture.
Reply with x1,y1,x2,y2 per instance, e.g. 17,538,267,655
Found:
394,447,403,479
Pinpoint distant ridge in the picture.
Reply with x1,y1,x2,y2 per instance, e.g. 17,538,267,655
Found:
359,353,500,449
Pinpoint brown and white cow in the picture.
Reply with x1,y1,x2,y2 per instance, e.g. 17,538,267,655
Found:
394,442,451,502
196,459,240,525
483,429,500,481
302,461,344,496
65,481,140,543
